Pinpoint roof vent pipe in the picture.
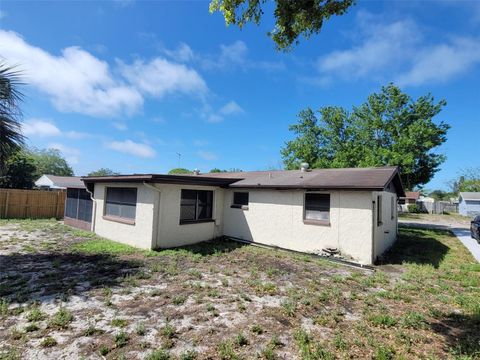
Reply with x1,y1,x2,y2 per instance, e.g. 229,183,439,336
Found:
193,168,200,175
300,162,309,172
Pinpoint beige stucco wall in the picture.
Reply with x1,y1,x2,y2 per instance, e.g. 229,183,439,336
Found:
223,189,374,264
152,184,225,249
93,183,157,249
372,189,398,260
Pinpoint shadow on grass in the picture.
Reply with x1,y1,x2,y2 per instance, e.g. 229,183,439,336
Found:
152,237,249,257
379,227,450,268
431,312,480,358
0,252,142,304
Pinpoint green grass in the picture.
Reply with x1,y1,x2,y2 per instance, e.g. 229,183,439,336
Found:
71,239,142,255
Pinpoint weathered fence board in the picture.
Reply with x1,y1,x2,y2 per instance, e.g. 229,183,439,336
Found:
0,189,65,219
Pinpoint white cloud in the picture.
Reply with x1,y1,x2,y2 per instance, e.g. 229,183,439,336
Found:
219,101,244,116
193,139,209,147
107,139,156,158
0,30,143,118
164,43,195,62
22,118,93,139
118,58,207,98
315,11,480,87
201,40,284,72
197,150,218,161
48,143,81,165
397,37,480,87
317,14,420,81
113,122,128,131
22,119,61,137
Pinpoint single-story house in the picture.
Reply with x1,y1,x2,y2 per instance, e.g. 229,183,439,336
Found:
399,191,420,205
459,192,480,217
64,179,94,231
81,166,404,265
35,174,84,190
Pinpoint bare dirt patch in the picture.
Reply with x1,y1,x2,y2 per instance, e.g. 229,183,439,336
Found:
0,220,479,359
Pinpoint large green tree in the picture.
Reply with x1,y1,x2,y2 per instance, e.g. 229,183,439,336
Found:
210,0,355,51
88,168,120,176
0,150,36,189
0,63,24,176
29,148,74,178
281,84,450,190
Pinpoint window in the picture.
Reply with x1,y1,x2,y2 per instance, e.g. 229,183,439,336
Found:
65,188,92,222
377,195,383,226
231,192,249,209
180,189,213,224
105,187,137,220
390,196,395,220
304,193,330,223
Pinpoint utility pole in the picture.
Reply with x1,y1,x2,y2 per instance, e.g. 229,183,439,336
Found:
176,153,181,168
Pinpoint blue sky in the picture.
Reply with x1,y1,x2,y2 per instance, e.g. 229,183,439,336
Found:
0,0,479,190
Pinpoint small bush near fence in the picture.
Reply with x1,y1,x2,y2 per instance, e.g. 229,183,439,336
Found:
0,189,65,219
407,204,423,213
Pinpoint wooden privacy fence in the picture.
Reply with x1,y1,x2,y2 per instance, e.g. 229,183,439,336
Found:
0,189,65,219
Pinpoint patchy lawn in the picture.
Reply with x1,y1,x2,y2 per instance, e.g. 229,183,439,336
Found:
398,212,472,228
0,220,479,360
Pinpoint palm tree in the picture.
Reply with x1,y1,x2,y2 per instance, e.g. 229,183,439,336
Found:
0,62,24,175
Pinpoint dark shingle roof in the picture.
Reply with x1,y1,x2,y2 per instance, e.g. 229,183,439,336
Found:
82,166,404,196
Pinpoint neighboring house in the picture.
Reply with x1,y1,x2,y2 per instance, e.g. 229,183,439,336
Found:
82,166,404,265
399,191,420,205
35,174,83,190
459,192,480,217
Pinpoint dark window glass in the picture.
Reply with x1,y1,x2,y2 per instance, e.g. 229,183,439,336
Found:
377,195,383,226
304,193,330,221
105,187,137,220
233,192,249,206
180,190,213,223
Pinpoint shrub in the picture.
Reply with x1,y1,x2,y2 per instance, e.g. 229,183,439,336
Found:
407,204,422,213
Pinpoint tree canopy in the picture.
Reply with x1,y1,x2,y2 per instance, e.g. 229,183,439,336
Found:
210,0,355,51
281,84,450,190
0,150,36,189
168,168,192,175
29,148,74,178
449,168,480,193
88,168,120,176
0,63,24,175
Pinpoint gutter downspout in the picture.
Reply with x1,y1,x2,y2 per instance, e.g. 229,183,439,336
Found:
85,186,96,233
143,182,161,249
371,197,376,265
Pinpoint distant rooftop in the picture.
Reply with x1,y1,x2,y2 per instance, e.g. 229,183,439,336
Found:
460,192,480,201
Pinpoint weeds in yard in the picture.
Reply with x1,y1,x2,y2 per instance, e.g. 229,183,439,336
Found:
24,323,39,332
294,328,335,360
26,307,45,322
172,295,187,305
49,307,73,329
136,321,146,336
111,318,128,328
40,336,57,347
114,331,129,348
180,350,197,360
251,324,263,335
367,313,398,328
145,348,171,360
281,299,296,317
98,345,110,356
161,323,176,339
0,298,8,317
84,325,104,336
235,332,248,346
217,340,239,360
400,311,427,329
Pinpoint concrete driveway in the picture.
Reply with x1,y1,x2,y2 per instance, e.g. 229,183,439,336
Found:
399,217,480,262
